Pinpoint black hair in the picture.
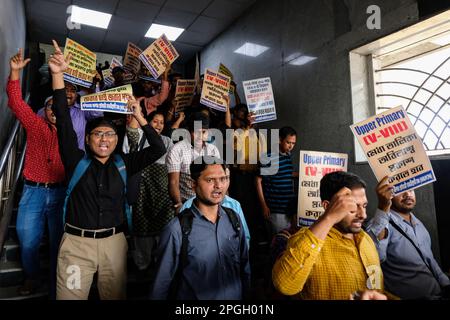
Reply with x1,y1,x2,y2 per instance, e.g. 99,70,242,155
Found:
234,103,248,114
131,82,145,98
190,156,228,182
187,111,209,132
146,110,165,122
280,126,297,139
112,66,125,74
85,117,117,136
319,171,367,202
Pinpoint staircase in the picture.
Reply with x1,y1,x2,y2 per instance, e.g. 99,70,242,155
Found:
0,184,50,300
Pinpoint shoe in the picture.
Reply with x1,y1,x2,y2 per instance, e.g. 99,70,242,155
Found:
17,279,37,296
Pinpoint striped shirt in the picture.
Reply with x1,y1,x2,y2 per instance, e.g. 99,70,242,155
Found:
259,152,295,215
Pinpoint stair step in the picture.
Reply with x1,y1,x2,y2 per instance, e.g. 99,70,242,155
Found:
0,284,48,300
0,259,50,287
7,225,18,242
1,238,50,263
0,261,24,287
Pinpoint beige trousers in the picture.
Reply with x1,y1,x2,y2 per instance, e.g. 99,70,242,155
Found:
56,231,128,300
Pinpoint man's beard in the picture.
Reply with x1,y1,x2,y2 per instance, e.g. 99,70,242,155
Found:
335,219,364,234
196,193,222,206
391,201,415,214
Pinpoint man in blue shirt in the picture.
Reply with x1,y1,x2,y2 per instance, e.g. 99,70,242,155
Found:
180,167,251,248
366,176,450,299
150,156,251,300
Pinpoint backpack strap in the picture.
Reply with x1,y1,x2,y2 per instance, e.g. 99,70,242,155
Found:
168,208,194,299
62,154,132,232
113,154,132,232
168,206,241,299
62,155,91,227
222,206,241,236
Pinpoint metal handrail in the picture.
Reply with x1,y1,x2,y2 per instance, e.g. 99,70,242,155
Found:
0,120,20,178
0,94,28,255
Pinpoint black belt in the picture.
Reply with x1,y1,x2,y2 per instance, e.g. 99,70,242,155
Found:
24,179,64,189
64,224,126,239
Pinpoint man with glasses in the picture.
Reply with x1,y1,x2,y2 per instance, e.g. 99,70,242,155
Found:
38,81,103,151
47,40,166,299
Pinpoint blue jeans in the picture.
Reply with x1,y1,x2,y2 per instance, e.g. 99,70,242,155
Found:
16,184,65,298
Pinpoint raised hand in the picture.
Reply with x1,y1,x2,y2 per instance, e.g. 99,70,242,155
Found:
177,111,185,122
247,111,256,127
163,62,172,80
127,97,147,126
10,48,31,71
376,176,394,212
322,187,357,225
222,94,230,111
48,40,70,75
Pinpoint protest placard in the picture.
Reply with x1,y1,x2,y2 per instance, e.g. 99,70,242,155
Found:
243,77,277,123
200,69,231,112
174,79,196,113
101,57,122,86
350,106,436,194
102,69,113,87
110,57,122,70
123,42,142,75
63,38,97,88
81,84,133,114
139,34,179,79
218,63,235,94
297,150,348,226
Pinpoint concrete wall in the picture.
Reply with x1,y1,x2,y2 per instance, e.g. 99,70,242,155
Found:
200,0,445,258
0,0,26,153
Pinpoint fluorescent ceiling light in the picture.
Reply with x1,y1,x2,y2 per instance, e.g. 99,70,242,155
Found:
286,53,317,66
70,6,112,29
234,42,269,57
145,23,184,41
430,32,450,46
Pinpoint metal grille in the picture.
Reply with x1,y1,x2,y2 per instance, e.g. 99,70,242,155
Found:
375,46,450,155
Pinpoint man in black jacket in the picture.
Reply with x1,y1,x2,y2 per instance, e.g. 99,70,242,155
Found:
48,40,166,300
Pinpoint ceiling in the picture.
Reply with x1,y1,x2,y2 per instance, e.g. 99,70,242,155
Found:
24,0,257,64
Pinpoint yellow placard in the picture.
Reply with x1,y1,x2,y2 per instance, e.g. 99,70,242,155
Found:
63,38,97,88
139,34,179,79
123,42,142,75
81,84,133,114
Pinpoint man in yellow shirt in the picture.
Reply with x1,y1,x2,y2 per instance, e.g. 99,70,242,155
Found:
272,171,386,300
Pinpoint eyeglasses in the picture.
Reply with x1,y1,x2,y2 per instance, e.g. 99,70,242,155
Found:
90,131,117,139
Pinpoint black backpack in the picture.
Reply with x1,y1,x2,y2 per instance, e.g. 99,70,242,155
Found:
168,206,241,299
